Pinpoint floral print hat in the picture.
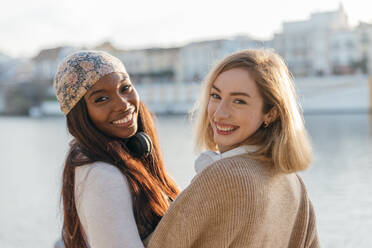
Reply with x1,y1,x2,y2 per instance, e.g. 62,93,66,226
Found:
54,50,127,115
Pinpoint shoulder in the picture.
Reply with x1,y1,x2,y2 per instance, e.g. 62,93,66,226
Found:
190,154,287,206
73,162,145,248
196,154,272,184
75,161,123,177
168,155,273,221
74,161,131,198
74,161,134,220
75,161,127,184
293,173,312,199
189,155,272,201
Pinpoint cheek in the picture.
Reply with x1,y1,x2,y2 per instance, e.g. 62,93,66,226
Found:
207,101,215,122
207,99,216,116
87,105,107,125
131,90,140,106
240,108,264,129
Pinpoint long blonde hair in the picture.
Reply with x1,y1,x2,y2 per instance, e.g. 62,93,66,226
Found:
192,49,312,173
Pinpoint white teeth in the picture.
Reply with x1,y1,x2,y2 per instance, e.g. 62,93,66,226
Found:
112,113,133,125
216,125,235,131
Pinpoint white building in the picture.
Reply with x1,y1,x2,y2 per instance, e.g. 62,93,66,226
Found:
273,4,349,76
330,28,357,74
0,52,17,82
144,48,180,84
178,36,264,84
32,46,78,80
117,47,179,84
117,49,146,73
13,59,35,82
273,20,312,76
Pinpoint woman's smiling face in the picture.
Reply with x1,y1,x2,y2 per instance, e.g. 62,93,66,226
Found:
84,72,140,139
207,67,267,153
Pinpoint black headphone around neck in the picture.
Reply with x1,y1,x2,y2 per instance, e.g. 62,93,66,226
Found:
125,131,153,158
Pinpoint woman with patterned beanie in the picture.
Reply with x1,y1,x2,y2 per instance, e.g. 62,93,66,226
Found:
54,51,179,248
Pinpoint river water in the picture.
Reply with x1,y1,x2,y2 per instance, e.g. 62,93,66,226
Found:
0,114,371,247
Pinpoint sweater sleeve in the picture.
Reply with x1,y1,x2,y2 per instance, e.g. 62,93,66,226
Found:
305,199,320,248
74,162,145,248
295,175,320,248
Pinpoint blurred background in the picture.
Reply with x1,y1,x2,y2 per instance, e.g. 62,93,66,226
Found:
1,0,372,247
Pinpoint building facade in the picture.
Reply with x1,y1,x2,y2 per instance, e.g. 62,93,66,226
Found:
117,47,180,84
32,46,78,81
330,28,357,74
273,4,349,76
177,36,264,84
355,22,372,75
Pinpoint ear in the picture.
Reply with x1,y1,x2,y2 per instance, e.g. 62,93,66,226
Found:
264,106,279,124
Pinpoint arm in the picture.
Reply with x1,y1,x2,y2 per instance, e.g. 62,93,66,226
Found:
295,174,320,248
305,200,320,248
75,162,145,248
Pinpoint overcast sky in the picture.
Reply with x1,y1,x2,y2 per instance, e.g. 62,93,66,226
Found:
1,0,371,58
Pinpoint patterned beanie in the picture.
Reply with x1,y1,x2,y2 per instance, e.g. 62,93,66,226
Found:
53,50,127,115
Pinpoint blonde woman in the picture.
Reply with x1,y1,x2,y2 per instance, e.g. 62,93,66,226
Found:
147,49,320,248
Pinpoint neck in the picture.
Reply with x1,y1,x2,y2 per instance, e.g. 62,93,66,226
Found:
218,144,238,153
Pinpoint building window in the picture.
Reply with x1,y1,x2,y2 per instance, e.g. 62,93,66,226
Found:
333,41,339,49
361,33,369,44
346,40,354,48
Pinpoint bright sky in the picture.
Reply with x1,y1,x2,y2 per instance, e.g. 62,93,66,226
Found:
1,0,371,58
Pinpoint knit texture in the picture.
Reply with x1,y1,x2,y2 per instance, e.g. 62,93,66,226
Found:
147,154,320,248
54,51,127,114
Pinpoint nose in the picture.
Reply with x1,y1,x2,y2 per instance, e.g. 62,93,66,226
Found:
213,101,230,120
112,93,130,112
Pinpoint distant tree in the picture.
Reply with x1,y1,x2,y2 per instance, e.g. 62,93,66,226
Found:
360,56,368,74
4,81,49,115
352,55,368,74
4,86,30,115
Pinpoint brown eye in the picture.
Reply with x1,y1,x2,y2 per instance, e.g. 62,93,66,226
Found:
94,96,108,103
120,85,131,93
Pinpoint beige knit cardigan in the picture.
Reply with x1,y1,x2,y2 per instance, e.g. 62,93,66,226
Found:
147,154,320,248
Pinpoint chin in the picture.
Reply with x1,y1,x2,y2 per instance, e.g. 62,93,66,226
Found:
120,128,138,139
214,135,247,152
214,139,238,149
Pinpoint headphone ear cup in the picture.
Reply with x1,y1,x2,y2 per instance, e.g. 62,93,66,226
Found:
126,132,153,158
136,132,153,155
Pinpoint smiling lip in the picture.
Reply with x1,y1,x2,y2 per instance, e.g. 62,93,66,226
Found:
111,110,135,128
214,122,239,135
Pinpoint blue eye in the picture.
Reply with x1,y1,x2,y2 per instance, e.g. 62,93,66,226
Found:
210,93,220,99
234,99,247,104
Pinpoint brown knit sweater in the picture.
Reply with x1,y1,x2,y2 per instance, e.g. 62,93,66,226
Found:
147,154,320,248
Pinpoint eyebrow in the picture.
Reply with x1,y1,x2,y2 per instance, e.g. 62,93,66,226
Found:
120,75,129,81
211,85,251,97
88,77,130,99
88,89,106,99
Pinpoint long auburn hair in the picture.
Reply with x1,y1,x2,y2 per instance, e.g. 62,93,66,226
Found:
193,49,312,173
61,99,179,248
